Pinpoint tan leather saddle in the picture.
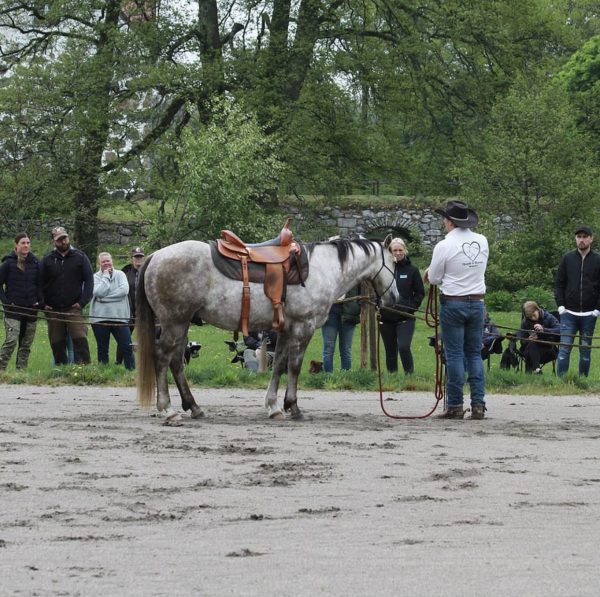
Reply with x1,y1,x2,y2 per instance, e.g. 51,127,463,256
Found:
216,218,303,335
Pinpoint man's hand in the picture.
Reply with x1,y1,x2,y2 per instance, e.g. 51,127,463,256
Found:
558,306,566,315
71,303,81,310
593,309,600,318
423,268,430,284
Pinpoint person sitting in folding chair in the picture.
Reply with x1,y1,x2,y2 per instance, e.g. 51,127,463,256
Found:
481,311,503,362
517,301,560,374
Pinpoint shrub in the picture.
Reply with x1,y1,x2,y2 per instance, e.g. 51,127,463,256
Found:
486,290,515,312
514,286,556,311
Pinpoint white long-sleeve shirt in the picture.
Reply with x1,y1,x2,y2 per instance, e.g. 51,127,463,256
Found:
427,227,489,296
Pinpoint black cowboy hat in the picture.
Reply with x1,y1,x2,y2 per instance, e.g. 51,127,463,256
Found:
434,200,479,228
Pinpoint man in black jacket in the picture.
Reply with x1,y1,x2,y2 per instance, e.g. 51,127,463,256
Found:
40,226,94,365
116,246,145,365
0,233,43,370
555,225,600,376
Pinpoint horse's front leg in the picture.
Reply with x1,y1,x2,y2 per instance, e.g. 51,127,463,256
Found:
283,328,313,421
170,338,204,420
264,334,289,420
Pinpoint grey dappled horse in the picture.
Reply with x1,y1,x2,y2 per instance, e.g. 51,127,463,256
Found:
136,238,398,424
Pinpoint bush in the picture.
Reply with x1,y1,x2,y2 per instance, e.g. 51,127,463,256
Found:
486,290,515,311
514,286,556,311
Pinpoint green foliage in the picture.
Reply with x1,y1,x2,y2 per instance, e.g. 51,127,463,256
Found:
485,230,568,293
148,100,285,246
457,77,598,229
514,286,556,312
486,290,516,312
560,35,600,153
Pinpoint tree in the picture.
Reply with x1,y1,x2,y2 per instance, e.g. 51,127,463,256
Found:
149,100,283,246
1,0,595,259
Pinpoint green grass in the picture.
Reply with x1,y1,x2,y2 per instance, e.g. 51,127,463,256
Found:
1,310,600,395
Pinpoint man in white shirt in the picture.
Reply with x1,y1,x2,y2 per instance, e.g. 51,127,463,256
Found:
424,201,489,419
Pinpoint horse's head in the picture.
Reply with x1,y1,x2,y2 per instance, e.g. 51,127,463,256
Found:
370,242,399,307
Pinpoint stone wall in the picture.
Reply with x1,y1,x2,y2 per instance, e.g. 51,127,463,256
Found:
2,207,513,250
286,205,445,247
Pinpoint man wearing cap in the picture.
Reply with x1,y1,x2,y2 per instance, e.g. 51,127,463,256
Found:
555,225,600,377
40,226,94,365
116,247,145,365
424,201,489,419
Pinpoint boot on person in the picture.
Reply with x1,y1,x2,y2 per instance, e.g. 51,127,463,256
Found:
436,405,466,419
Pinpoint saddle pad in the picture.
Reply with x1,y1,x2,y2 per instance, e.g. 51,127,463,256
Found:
209,241,309,284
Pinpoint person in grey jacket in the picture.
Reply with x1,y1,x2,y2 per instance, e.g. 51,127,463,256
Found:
90,252,134,370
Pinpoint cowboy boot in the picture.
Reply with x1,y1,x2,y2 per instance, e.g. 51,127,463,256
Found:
436,405,466,419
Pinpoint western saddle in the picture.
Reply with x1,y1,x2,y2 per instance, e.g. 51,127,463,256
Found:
216,218,302,335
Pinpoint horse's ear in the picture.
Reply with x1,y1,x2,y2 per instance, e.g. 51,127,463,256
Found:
383,234,393,248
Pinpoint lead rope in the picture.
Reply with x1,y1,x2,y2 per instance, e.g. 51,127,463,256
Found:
378,285,446,419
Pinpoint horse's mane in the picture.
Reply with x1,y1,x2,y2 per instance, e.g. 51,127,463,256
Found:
305,238,378,266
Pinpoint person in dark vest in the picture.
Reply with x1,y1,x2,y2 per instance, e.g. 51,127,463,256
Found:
116,246,145,365
40,226,93,365
0,233,43,370
380,238,425,375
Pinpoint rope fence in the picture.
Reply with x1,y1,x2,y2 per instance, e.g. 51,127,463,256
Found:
1,300,600,350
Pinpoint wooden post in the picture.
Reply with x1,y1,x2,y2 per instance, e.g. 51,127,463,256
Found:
360,281,378,370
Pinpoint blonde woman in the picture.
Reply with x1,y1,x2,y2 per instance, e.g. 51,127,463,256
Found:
90,252,135,370
380,238,424,374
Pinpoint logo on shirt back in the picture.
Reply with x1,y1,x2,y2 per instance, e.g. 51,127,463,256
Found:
462,241,481,263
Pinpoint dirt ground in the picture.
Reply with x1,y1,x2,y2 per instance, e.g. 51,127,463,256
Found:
1,384,600,596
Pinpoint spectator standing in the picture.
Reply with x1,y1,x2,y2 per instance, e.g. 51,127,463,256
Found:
517,301,560,373
116,246,145,365
424,201,489,420
555,225,600,377
40,227,93,365
380,238,424,375
90,252,135,370
321,285,361,372
0,233,43,370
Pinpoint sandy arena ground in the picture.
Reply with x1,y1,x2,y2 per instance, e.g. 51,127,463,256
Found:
1,384,600,596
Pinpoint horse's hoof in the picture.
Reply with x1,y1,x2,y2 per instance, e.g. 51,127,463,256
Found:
290,409,304,421
190,408,205,419
163,413,184,427
269,411,285,421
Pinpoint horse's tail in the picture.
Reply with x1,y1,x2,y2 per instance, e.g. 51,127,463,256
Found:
136,255,156,409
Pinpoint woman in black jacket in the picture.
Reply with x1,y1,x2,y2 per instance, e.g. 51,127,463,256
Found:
0,233,43,370
380,238,425,374
517,301,560,373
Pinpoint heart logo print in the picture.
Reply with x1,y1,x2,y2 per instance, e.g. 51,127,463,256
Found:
462,241,481,263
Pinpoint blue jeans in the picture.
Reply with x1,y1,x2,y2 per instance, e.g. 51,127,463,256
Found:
557,312,597,377
92,323,135,370
321,305,356,372
440,299,485,408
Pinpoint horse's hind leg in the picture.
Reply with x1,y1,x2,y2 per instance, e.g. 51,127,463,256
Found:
155,323,188,424
170,338,204,419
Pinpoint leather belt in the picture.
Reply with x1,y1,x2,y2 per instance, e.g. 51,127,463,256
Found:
442,294,485,301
